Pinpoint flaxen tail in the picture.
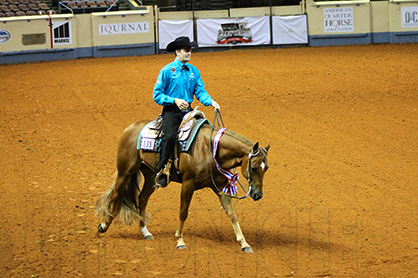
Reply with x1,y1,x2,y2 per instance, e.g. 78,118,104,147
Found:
95,171,149,226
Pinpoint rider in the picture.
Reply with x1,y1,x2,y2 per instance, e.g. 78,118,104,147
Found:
153,36,221,188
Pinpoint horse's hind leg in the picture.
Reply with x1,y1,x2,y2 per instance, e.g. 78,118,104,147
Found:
96,121,145,233
137,167,156,240
218,194,253,253
98,172,129,233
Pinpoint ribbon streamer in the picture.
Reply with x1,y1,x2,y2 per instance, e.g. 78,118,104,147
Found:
213,128,239,195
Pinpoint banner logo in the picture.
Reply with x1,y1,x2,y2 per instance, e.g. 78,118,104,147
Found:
216,20,253,45
99,22,149,35
324,7,354,33
0,29,11,44
401,6,418,28
53,21,72,45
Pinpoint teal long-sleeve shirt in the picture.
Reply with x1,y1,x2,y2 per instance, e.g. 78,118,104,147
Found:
153,58,213,107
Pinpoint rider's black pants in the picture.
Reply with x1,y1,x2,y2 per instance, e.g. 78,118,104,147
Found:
159,105,190,171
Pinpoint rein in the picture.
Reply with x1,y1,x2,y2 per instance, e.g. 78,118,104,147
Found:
209,110,252,200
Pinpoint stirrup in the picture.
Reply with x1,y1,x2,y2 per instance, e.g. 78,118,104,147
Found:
155,174,168,188
154,160,172,187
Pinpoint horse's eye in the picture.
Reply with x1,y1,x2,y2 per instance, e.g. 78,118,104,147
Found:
251,166,258,172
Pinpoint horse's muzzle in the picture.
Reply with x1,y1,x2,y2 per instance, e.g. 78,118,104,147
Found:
251,191,263,201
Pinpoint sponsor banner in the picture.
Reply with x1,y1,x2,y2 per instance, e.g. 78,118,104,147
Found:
158,20,193,50
0,29,12,44
401,6,418,28
196,16,270,47
99,22,149,35
324,7,354,33
272,15,308,45
53,21,72,45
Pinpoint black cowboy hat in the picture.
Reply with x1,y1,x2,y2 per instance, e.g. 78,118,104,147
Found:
166,36,197,52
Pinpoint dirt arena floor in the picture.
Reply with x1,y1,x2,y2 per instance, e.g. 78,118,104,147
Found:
1,43,417,278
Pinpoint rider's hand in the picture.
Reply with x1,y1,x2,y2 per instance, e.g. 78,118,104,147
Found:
211,100,220,111
174,98,190,110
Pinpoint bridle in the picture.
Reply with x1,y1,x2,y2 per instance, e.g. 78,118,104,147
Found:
209,110,262,200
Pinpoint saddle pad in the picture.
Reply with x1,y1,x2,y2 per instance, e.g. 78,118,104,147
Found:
137,118,209,153
137,120,162,152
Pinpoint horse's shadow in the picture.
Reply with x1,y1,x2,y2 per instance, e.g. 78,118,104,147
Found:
104,224,348,256
199,226,345,251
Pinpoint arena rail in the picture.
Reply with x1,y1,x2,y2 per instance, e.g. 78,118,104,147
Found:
388,0,418,43
0,14,78,63
1,2,418,65
306,0,373,46
310,0,369,7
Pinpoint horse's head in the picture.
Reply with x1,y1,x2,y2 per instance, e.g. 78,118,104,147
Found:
244,142,270,201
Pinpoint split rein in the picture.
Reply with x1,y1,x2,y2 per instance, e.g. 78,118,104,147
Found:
209,110,254,200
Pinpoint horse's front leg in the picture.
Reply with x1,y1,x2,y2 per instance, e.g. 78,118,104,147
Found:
175,180,195,249
219,195,253,253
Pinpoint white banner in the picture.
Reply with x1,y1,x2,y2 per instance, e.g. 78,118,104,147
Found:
158,20,194,50
196,16,270,47
401,6,418,28
52,21,72,45
272,15,308,45
324,7,354,33
99,22,149,35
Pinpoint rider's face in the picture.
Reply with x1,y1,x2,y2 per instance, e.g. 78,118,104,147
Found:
176,48,192,63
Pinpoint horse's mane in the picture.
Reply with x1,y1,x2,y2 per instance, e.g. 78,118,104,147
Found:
204,124,253,147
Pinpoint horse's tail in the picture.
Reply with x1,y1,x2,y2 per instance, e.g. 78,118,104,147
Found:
95,171,151,226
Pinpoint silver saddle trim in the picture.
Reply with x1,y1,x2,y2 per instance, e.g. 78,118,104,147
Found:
140,109,206,141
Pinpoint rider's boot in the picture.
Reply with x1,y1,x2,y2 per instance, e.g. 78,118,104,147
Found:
154,160,172,188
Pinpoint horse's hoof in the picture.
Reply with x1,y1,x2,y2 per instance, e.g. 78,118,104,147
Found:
242,246,254,253
144,235,154,240
98,223,107,233
176,245,187,250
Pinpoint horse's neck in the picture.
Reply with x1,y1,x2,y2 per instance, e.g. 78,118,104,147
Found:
217,129,252,170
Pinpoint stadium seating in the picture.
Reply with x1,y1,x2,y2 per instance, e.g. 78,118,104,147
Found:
9,4,19,11
0,0,53,17
37,2,47,9
27,3,38,10
0,0,118,16
18,3,28,10
59,0,118,14
0,4,10,11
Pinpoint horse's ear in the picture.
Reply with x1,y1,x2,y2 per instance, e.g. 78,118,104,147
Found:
264,143,270,152
253,142,259,153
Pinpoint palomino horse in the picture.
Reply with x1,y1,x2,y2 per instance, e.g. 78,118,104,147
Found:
95,116,269,253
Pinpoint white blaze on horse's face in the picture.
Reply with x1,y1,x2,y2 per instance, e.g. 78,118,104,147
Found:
260,161,266,171
248,144,269,201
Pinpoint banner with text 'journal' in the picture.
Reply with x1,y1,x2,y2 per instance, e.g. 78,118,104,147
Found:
196,16,270,47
